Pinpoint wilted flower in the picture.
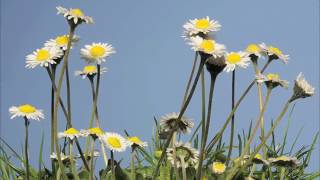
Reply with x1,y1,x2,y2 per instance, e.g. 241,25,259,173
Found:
58,128,81,140
56,6,93,26
75,65,107,79
9,104,44,121
268,156,299,167
166,142,199,168
188,36,226,58
25,46,63,68
290,73,315,102
101,132,129,152
256,73,289,89
259,43,289,63
80,43,115,64
159,112,194,134
211,161,226,174
224,51,251,72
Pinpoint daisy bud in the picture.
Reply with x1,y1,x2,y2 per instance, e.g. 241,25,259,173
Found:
290,73,315,102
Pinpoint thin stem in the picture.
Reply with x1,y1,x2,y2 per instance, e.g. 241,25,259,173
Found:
226,70,236,165
100,141,108,168
89,140,95,180
111,150,115,180
94,65,101,126
197,72,217,180
152,58,206,179
180,156,187,180
130,148,136,180
66,63,72,127
24,117,30,180
50,65,56,175
172,132,180,180
69,141,80,180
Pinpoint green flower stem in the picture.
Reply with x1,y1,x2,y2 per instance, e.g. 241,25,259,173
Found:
181,52,198,107
111,150,115,180
89,140,95,180
24,117,30,180
50,65,56,176
69,141,80,180
100,140,109,168
94,64,101,127
172,132,180,180
226,100,291,179
65,63,72,129
152,57,206,179
130,148,136,180
205,60,271,153
180,156,187,180
226,70,236,166
197,71,218,180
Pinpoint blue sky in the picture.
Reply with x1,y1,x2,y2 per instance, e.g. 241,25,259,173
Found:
1,0,319,173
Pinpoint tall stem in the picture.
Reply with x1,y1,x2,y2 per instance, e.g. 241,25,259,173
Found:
24,117,30,180
89,140,95,180
130,148,136,180
180,156,187,180
100,141,108,168
172,132,180,180
111,150,115,180
50,65,56,175
69,141,80,180
94,65,101,126
66,63,72,127
181,52,198,107
197,72,217,180
226,70,236,165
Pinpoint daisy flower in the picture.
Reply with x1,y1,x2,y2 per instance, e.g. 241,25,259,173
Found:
224,51,251,72
50,152,71,163
268,156,299,167
211,162,226,175
80,43,115,64
58,128,81,140
259,43,289,63
256,73,289,89
159,112,194,134
80,127,105,139
9,104,44,121
76,151,100,160
166,142,199,168
183,16,221,38
245,43,263,59
244,154,269,165
56,6,93,25
45,34,80,51
26,46,63,68
101,132,129,152
75,65,107,79
290,73,315,102
188,36,226,58
127,136,148,147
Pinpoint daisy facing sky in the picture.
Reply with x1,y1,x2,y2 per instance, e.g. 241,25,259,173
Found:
101,132,129,152
259,43,289,63
183,16,221,38
245,43,263,58
9,104,44,121
58,127,81,140
45,34,80,51
75,65,107,79
56,6,94,25
188,36,226,58
25,46,63,68
224,51,251,72
80,43,115,64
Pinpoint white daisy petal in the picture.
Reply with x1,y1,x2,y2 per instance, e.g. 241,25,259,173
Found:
25,46,63,69
56,6,94,26
224,51,251,72
80,43,115,64
9,104,44,121
101,132,129,152
187,36,226,58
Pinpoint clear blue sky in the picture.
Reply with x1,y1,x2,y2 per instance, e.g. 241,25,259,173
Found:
1,0,319,173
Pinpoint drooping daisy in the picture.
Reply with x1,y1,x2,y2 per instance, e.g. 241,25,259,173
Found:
290,73,315,102
259,43,289,63
256,73,289,89
166,142,199,168
159,112,194,134
101,132,129,152
183,16,221,39
45,34,80,51
127,136,148,147
224,51,251,72
244,154,269,165
58,127,81,140
75,65,107,79
56,6,94,25
9,104,44,121
26,46,63,68
80,43,115,64
268,156,299,167
188,36,226,58
245,43,263,59
211,161,226,175
80,127,105,139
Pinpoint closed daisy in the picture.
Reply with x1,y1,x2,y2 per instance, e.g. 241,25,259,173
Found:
246,43,262,59
45,34,80,51
188,36,226,58
256,73,289,89
58,127,81,140
183,16,221,38
290,73,315,102
101,132,129,152
268,156,299,167
211,161,226,174
9,104,44,121
80,43,115,64
56,6,93,25
160,112,194,134
127,136,148,147
26,46,63,68
75,65,107,79
224,51,251,72
166,142,199,168
259,43,289,63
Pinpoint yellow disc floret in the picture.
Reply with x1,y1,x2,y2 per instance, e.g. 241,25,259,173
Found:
267,73,280,81
55,35,69,46
246,44,261,54
128,136,142,145
36,49,50,61
226,53,241,64
64,128,80,135
107,137,122,148
268,46,283,56
70,8,84,17
201,40,215,53
88,127,104,135
90,45,105,58
195,19,210,29
83,65,97,73
18,104,36,114
212,162,226,174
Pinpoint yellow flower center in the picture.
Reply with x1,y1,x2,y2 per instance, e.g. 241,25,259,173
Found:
154,150,162,158
36,49,50,61
268,46,282,56
226,53,241,64
195,19,210,29
254,154,262,159
88,127,104,135
200,40,215,53
267,73,280,81
107,137,122,148
64,128,79,135
212,162,226,173
70,8,84,17
55,36,69,46
83,65,97,73
246,44,260,53
277,156,289,161
90,45,105,58
128,136,142,145
18,104,36,114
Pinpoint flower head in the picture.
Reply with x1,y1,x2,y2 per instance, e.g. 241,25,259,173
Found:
211,161,226,175
268,156,299,167
188,36,226,58
101,132,129,152
9,104,44,121
80,43,115,64
183,16,221,39
244,153,269,165
76,151,100,161
56,6,93,26
26,46,63,68
166,142,199,168
256,73,289,89
50,152,71,163
159,112,194,134
224,51,251,72
259,43,289,63
127,136,148,147
246,43,263,60
290,73,315,102
58,128,81,140
45,34,80,51
80,127,105,139
75,65,107,79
